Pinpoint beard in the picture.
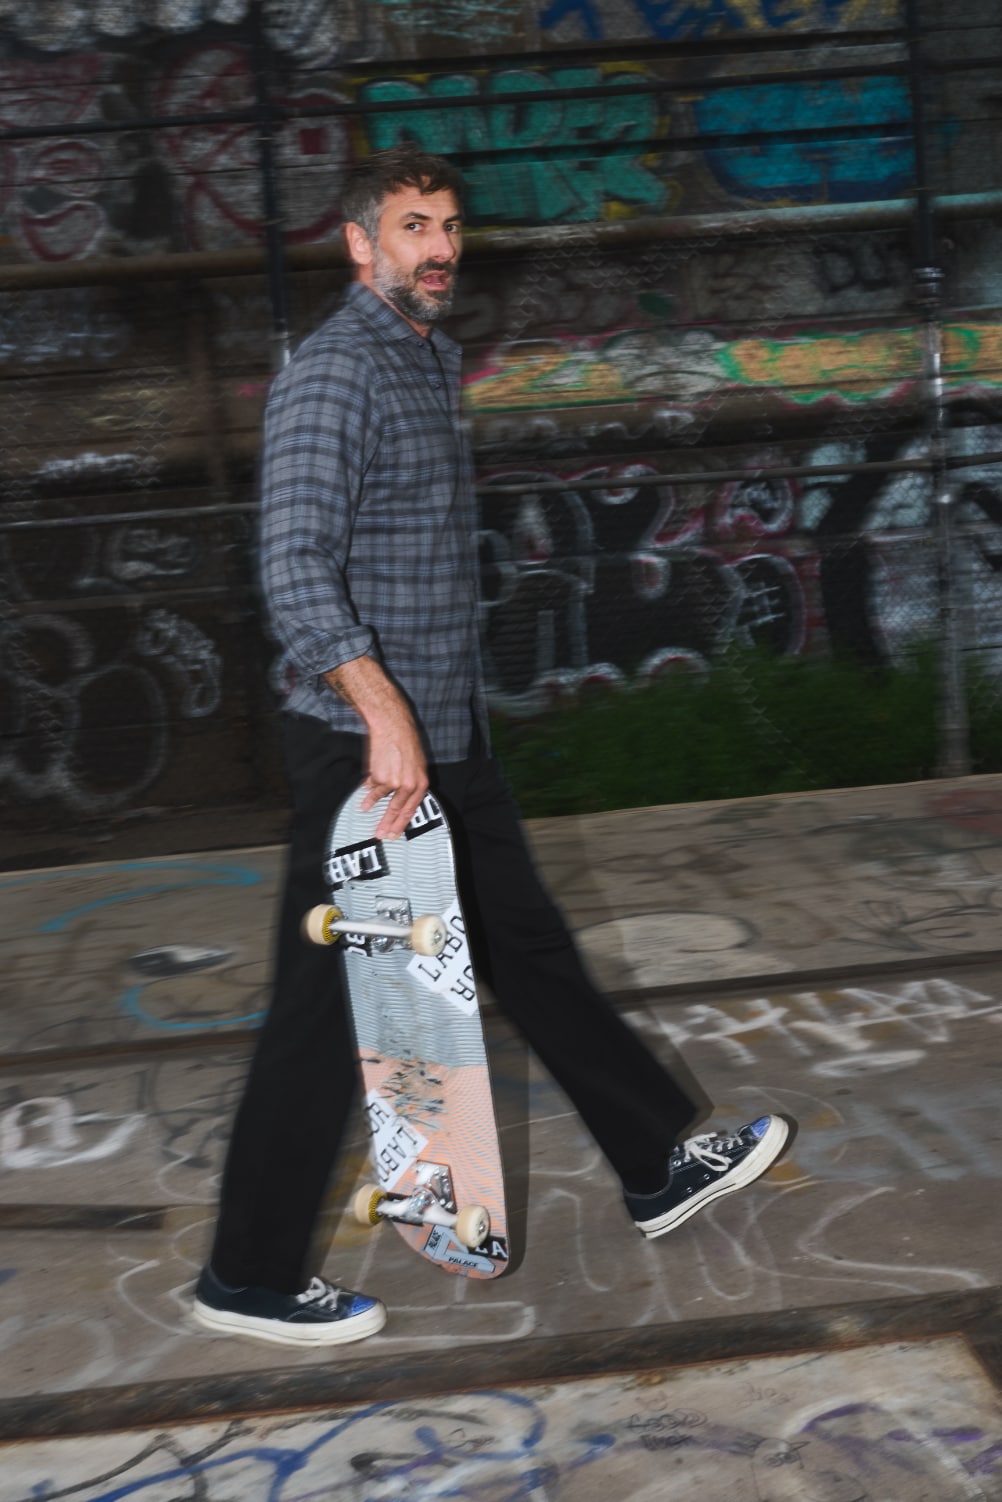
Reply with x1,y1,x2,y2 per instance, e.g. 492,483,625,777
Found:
371,249,456,324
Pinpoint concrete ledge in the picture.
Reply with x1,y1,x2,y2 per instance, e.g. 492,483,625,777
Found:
2,1287,998,1443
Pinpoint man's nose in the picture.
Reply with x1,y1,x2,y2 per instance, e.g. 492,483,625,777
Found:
430,228,459,261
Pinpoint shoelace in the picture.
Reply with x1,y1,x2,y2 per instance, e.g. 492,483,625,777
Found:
673,1130,743,1172
295,1276,342,1309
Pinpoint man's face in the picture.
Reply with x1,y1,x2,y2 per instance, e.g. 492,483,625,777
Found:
350,184,462,329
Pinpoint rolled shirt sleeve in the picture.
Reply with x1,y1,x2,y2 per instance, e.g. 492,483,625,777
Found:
259,342,379,679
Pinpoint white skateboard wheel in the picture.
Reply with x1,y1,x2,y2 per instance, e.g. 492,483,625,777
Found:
302,905,344,946
353,1183,385,1227
454,1204,489,1249
410,914,447,957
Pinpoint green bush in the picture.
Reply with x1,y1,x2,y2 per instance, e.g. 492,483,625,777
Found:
491,649,1001,817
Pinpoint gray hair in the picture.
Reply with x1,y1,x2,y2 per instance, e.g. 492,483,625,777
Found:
341,146,465,240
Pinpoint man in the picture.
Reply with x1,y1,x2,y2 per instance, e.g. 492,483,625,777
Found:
193,147,790,1347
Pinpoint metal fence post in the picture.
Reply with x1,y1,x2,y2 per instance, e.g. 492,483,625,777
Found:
906,0,970,777
250,0,291,371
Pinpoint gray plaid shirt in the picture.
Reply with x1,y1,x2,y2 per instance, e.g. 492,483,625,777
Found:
260,282,489,762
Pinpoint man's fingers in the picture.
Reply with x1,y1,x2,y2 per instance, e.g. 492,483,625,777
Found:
374,782,428,840
360,778,429,839
358,780,383,813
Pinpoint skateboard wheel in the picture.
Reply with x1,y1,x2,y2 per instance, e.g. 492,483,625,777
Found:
454,1204,490,1249
353,1183,385,1227
410,914,447,957
303,905,343,946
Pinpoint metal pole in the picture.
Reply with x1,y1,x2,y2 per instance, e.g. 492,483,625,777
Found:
906,0,969,777
250,1,291,370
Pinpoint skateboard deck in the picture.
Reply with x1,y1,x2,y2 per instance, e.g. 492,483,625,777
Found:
307,786,509,1280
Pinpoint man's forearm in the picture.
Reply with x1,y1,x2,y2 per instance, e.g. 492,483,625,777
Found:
323,654,410,733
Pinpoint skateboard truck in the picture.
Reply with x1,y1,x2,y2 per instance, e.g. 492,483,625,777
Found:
303,903,447,957
353,1161,490,1250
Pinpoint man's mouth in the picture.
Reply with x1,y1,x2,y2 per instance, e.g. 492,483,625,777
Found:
418,268,452,293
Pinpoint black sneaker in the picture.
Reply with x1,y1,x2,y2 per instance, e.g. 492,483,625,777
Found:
625,1115,790,1240
192,1266,386,1347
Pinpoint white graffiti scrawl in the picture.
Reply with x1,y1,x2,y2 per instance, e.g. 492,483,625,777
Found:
0,1095,144,1170
636,976,1002,1078
0,612,169,814
135,609,222,718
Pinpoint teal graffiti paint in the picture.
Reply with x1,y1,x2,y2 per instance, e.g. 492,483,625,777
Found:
693,77,913,202
363,68,666,224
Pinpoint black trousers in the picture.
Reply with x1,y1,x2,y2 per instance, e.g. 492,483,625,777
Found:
211,713,697,1292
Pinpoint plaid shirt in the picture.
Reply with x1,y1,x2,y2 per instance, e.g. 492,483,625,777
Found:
260,282,489,762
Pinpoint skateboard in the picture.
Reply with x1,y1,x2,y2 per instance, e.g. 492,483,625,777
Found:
304,785,509,1280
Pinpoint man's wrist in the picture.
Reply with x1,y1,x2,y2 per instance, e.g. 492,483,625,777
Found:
323,655,413,736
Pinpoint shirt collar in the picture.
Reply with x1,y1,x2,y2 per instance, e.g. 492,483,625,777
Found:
344,281,461,364
345,281,413,341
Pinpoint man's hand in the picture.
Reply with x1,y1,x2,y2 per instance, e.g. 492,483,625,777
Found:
324,655,429,840
361,715,429,839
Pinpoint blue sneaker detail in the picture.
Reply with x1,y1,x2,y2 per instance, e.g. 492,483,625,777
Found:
625,1114,790,1240
192,1267,386,1346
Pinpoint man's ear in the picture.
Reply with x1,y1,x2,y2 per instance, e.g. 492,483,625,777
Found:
344,220,373,267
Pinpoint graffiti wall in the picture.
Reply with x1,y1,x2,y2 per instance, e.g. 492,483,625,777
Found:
0,0,902,60
1,0,1001,830
0,522,263,818
0,37,939,262
0,52,918,263
473,422,1002,710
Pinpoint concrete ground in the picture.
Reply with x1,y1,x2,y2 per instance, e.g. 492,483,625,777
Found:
2,776,1002,1499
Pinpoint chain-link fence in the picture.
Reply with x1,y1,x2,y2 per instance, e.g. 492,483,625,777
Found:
2,4,1002,841
0,274,272,828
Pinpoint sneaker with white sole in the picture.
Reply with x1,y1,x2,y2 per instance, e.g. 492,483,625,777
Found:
192,1266,386,1346
625,1115,790,1239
